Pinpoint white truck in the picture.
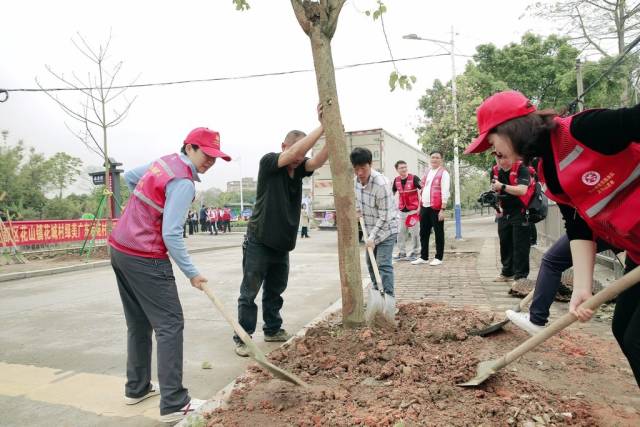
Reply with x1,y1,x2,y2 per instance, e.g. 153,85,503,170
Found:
311,128,428,225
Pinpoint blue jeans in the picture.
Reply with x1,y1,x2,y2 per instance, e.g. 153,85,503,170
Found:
530,234,616,326
366,234,396,297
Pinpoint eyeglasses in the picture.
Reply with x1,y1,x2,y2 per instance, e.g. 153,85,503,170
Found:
490,151,504,159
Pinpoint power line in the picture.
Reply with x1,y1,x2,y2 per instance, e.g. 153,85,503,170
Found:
0,53,450,102
567,33,640,113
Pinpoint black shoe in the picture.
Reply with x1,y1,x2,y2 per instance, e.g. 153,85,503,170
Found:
264,329,292,342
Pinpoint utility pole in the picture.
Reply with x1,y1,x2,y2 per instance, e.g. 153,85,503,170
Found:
403,28,463,239
576,58,585,112
450,26,462,240
239,158,244,214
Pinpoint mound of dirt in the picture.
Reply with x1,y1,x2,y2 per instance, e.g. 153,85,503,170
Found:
204,302,639,427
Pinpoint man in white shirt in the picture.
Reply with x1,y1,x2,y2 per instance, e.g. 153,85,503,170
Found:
411,150,450,266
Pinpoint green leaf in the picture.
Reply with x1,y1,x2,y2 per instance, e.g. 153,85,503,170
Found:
388,71,399,91
232,0,250,11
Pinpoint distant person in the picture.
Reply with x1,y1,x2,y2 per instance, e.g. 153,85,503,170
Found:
234,105,328,357
392,160,422,261
190,210,198,234
207,206,218,235
300,203,310,238
187,210,195,235
199,206,207,232
411,150,450,266
489,154,533,286
223,207,232,233
108,127,231,423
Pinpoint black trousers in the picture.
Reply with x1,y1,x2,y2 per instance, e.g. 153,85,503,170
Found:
613,256,640,388
497,213,530,280
111,248,190,415
419,206,444,261
234,236,290,343
530,223,537,245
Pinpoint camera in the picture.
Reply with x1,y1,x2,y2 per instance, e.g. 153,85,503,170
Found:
477,191,500,209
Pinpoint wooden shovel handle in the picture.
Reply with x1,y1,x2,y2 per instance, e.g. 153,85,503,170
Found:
501,265,640,367
359,216,383,286
202,283,264,358
517,288,535,312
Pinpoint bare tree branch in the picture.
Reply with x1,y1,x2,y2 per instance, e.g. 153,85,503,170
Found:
326,0,346,39
35,78,102,126
291,0,311,35
106,73,140,103
71,36,98,64
76,32,100,62
106,96,137,127
576,6,612,56
64,121,103,158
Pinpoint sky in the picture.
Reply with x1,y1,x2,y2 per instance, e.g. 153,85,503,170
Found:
1,0,551,194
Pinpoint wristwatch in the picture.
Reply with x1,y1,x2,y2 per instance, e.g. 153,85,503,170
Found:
501,184,506,192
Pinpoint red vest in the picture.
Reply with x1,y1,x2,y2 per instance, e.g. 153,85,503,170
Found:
394,174,420,211
539,115,640,263
109,154,194,258
208,209,218,221
422,168,446,210
492,161,536,210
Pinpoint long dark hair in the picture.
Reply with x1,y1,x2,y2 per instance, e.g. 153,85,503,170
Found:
491,110,558,165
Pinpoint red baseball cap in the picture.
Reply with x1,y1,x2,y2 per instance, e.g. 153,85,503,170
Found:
465,90,536,154
184,127,231,161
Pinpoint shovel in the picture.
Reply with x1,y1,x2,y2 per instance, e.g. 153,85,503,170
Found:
471,289,535,336
201,283,308,388
459,265,640,387
359,217,396,326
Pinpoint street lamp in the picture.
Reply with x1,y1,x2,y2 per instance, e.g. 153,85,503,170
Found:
236,156,244,214
403,26,463,240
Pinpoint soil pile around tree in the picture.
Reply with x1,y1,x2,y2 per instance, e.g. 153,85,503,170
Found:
204,302,639,426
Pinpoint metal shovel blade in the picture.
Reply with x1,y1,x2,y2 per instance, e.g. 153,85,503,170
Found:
458,266,640,387
458,359,502,387
249,350,308,387
360,217,396,328
470,289,535,337
202,284,308,388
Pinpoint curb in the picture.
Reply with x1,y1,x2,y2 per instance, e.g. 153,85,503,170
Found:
177,280,368,427
0,244,239,283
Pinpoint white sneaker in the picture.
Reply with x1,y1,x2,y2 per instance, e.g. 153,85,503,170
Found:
160,398,206,423
429,258,443,266
506,310,544,336
411,258,429,265
124,382,160,405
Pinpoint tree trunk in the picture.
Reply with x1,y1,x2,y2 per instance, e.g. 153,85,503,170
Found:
291,0,364,326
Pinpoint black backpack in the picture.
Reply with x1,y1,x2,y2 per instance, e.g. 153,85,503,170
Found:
525,158,548,224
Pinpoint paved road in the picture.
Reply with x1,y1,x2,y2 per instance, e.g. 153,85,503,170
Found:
0,231,342,426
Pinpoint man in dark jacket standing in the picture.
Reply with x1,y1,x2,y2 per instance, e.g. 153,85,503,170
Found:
234,105,328,356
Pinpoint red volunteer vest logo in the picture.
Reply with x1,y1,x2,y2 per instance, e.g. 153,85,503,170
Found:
539,115,640,263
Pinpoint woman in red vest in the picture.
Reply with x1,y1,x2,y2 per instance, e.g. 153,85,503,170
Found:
465,90,640,387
